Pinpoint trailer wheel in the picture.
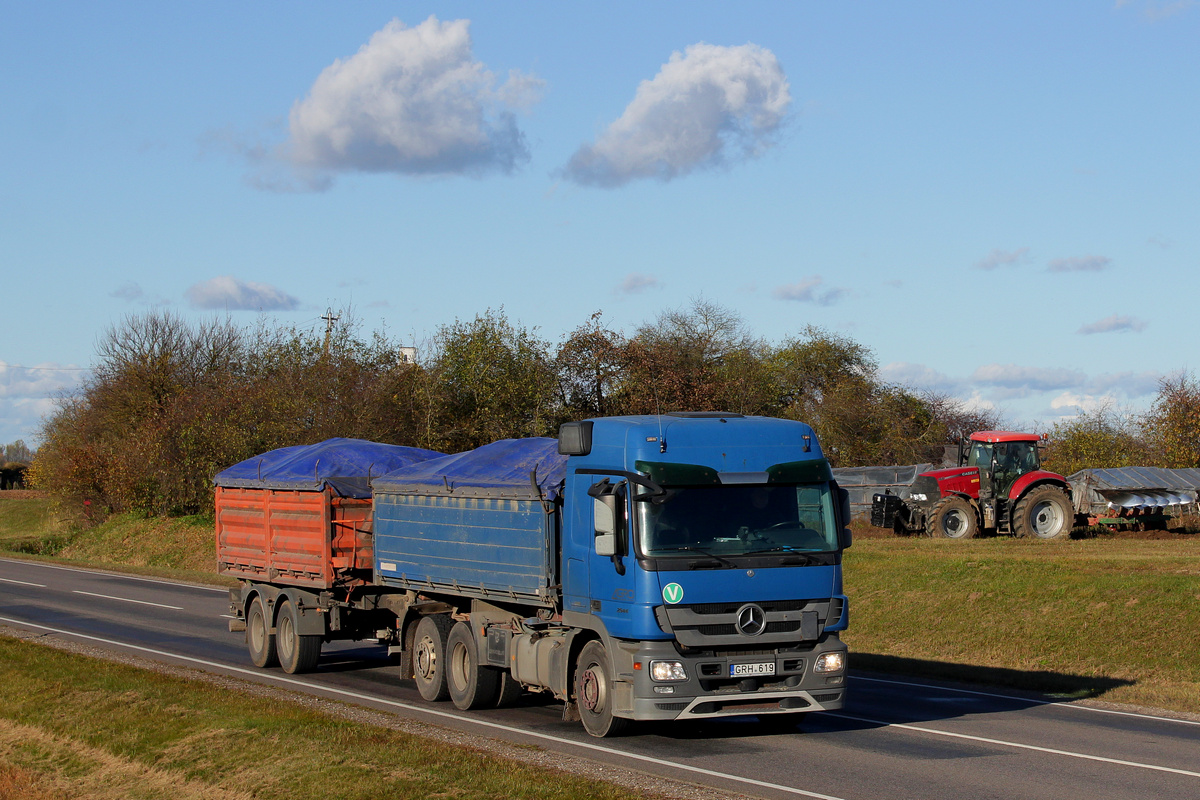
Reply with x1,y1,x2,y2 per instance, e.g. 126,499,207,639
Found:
926,496,978,539
412,615,454,702
575,641,629,737
446,622,500,710
276,599,321,674
1013,486,1072,539
246,595,277,669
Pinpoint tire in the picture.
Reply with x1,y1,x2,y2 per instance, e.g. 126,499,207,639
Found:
575,640,630,737
493,670,525,708
1013,485,1072,539
246,595,277,669
412,615,455,702
926,496,979,539
276,598,322,674
446,622,500,710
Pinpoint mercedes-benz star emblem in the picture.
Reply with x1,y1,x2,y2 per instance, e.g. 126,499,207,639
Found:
735,603,766,636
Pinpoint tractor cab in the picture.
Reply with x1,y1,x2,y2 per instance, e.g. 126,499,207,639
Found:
961,431,1043,499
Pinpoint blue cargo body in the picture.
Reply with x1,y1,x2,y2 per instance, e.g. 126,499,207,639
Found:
370,438,567,606
371,493,555,606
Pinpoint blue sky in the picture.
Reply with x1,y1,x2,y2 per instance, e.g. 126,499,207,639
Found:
2,1,1197,448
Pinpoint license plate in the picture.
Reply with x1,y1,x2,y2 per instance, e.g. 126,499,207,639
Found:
730,661,775,677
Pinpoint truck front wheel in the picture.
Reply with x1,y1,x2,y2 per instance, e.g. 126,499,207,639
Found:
926,496,978,539
412,615,454,702
246,595,277,669
575,641,629,737
1013,486,1072,539
446,622,500,710
276,599,321,674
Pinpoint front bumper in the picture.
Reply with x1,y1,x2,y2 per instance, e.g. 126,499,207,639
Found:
623,634,847,720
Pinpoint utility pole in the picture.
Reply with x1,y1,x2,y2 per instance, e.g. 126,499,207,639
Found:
321,308,340,357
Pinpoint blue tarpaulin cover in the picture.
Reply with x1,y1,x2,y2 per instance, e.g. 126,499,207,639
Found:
214,438,444,498
372,437,568,500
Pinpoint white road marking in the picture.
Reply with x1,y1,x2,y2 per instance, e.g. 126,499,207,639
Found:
0,615,846,800
0,558,228,593
0,577,46,588
855,674,1200,727
828,712,1200,779
71,591,183,610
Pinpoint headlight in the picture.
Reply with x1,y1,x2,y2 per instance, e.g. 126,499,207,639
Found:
910,493,927,502
650,660,687,681
813,652,845,673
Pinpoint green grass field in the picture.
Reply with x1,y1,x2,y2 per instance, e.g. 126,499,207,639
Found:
842,535,1200,711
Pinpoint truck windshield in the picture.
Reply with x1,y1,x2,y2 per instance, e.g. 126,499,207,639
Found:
636,483,839,557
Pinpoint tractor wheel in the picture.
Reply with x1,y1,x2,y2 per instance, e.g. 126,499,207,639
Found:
1013,486,1072,539
926,496,979,539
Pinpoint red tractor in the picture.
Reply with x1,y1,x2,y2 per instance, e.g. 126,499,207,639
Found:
871,431,1074,539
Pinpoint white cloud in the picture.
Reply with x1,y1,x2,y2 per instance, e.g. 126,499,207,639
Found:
562,42,790,187
971,363,1087,397
0,365,85,445
772,276,846,305
0,362,84,400
1077,313,1147,335
1117,1,1198,22
616,273,663,295
974,247,1029,270
185,276,299,311
1090,370,1161,398
772,277,849,304
1049,391,1117,414
1048,255,1111,273
281,17,539,182
879,362,964,395
111,282,143,301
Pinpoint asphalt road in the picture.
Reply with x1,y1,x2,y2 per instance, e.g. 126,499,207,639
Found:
1,556,1198,800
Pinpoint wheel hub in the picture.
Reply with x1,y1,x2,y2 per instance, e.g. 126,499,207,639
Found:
580,668,602,711
415,637,437,680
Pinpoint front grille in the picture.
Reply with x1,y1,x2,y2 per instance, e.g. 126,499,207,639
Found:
688,599,808,615
664,598,828,647
654,702,690,711
697,620,802,636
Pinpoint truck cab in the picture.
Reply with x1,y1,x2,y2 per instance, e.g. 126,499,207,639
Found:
557,413,851,734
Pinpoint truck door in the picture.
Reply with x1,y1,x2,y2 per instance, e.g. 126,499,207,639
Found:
587,480,639,639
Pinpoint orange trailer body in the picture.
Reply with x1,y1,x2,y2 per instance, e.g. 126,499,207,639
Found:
215,485,374,590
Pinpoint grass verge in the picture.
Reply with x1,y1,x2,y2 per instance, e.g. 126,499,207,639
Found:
0,492,225,585
842,535,1200,712
0,634,661,800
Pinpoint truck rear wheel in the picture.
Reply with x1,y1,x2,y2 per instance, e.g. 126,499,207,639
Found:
926,496,978,539
446,621,500,710
1013,486,1072,539
575,641,629,737
412,615,454,702
493,670,524,708
276,598,321,674
246,595,277,669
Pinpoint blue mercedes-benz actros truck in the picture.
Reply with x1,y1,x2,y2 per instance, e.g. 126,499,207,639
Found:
225,413,851,737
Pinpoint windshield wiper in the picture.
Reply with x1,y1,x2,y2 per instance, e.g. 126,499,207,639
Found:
669,546,738,569
745,546,823,564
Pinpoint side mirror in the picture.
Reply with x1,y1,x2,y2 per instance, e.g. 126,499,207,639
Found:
593,495,617,557
832,481,853,549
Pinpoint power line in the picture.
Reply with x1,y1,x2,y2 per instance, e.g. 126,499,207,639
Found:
0,364,88,372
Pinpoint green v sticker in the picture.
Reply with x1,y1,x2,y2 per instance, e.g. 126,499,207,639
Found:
662,582,684,604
